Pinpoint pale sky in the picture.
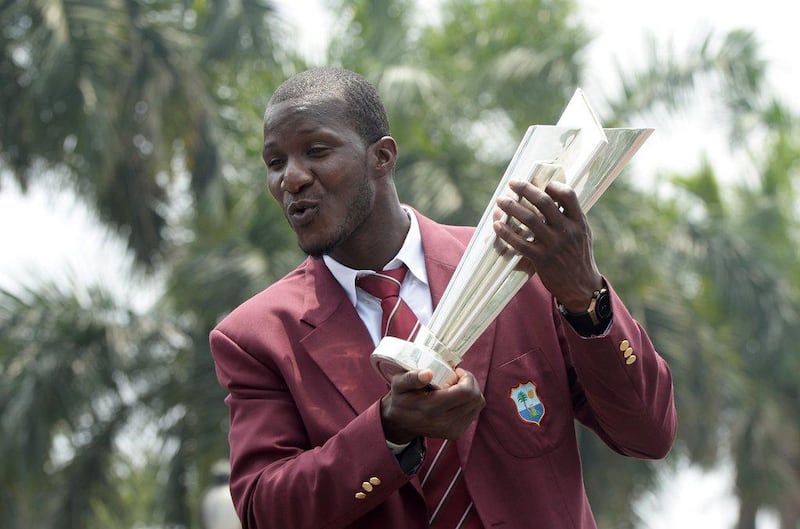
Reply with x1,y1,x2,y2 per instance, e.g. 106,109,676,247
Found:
1,1,795,527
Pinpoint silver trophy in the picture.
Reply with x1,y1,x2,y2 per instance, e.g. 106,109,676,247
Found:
371,89,654,388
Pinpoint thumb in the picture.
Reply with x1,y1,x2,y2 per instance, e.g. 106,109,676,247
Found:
391,369,433,392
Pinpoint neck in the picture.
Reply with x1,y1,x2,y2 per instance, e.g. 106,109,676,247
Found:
329,201,411,271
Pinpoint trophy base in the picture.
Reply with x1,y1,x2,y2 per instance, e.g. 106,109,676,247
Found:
370,337,458,389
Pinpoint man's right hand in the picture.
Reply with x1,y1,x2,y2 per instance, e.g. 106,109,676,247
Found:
380,368,485,444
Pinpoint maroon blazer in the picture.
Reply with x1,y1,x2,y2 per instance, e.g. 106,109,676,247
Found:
210,210,677,529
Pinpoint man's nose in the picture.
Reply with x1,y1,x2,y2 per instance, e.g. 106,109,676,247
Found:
282,157,314,193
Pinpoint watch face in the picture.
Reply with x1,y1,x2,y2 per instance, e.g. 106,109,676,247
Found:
595,290,612,320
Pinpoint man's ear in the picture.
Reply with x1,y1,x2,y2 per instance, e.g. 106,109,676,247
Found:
371,136,398,177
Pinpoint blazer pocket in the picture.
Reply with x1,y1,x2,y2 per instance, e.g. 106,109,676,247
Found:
482,348,573,458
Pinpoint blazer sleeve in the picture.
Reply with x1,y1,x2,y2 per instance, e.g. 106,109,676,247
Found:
558,282,678,459
210,328,414,529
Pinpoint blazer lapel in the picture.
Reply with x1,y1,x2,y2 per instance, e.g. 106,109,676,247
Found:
300,258,389,415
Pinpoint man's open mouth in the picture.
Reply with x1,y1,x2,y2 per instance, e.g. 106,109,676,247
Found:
287,199,320,226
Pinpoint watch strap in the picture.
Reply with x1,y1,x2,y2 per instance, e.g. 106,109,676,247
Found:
559,288,612,336
395,436,425,475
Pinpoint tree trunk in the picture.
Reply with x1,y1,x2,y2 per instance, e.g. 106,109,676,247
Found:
736,499,758,529
779,505,799,529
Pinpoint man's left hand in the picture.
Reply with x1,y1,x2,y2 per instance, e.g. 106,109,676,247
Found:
493,180,603,312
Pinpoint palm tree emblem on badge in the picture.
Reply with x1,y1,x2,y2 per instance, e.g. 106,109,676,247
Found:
510,381,545,426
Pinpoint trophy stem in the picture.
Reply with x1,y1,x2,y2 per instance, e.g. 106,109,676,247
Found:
441,253,530,353
434,242,513,341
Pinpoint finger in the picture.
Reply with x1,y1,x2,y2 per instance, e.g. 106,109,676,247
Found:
437,369,485,412
455,370,485,410
493,219,541,258
544,181,583,221
495,196,544,241
453,367,478,388
438,396,486,438
455,368,485,397
508,180,563,226
492,188,518,223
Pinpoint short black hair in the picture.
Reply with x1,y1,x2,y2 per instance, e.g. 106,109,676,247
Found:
267,67,390,144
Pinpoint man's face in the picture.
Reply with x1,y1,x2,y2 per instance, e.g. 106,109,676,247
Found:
263,98,376,258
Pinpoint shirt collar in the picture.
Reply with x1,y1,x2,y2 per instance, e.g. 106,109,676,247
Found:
323,206,428,305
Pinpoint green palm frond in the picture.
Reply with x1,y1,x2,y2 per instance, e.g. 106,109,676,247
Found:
607,29,767,140
1,0,281,268
0,281,199,528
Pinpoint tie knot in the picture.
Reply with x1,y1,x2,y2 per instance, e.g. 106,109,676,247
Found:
355,265,417,339
356,266,408,300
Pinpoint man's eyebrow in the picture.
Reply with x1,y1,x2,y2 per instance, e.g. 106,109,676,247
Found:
265,125,336,144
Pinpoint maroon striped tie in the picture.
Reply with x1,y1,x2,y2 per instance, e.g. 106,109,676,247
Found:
356,266,418,340
419,439,481,528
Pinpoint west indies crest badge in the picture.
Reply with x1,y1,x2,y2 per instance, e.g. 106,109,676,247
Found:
509,380,545,426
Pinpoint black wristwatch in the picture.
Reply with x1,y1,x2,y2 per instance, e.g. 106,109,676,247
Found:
559,288,612,336
396,437,425,475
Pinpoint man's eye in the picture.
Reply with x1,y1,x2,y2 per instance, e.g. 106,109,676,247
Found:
308,146,329,156
268,158,284,169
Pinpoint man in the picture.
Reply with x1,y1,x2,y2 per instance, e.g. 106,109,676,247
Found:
210,67,677,529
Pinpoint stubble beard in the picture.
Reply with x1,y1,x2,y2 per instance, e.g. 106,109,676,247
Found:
300,172,375,258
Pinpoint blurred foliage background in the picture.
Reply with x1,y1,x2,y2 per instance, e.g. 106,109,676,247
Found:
1,0,798,528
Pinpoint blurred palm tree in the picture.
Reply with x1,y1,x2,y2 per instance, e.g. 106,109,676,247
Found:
667,102,800,529
1,0,286,527
0,281,186,528
0,0,281,269
578,29,779,527
598,31,799,526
